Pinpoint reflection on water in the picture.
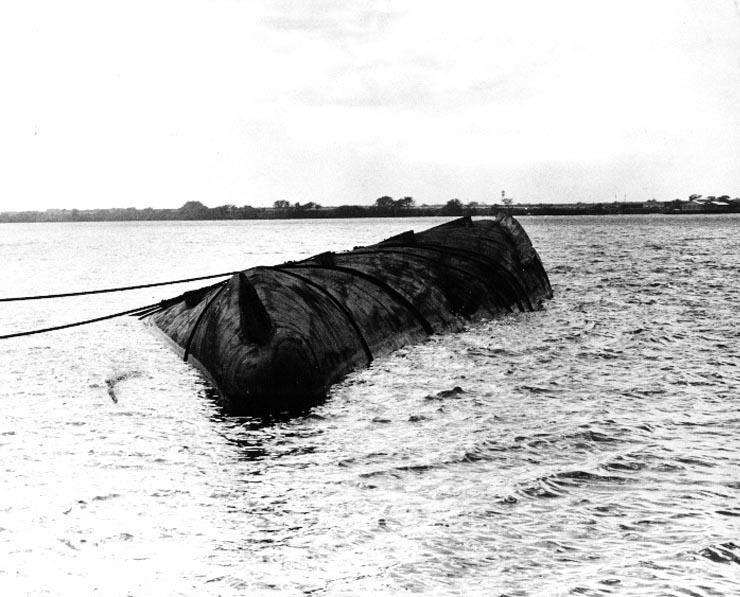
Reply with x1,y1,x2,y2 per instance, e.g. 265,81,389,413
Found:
0,216,739,595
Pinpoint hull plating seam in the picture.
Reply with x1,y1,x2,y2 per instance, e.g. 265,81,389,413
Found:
271,267,374,365
182,282,228,362
350,247,523,312
280,263,434,335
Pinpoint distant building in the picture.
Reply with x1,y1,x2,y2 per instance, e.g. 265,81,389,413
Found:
680,201,703,212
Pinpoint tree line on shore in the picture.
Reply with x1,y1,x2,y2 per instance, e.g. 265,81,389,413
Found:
1,195,738,223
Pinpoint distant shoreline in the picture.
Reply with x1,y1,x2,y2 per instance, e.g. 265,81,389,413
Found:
1,198,738,223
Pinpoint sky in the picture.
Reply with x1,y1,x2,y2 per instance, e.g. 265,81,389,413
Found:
1,0,739,211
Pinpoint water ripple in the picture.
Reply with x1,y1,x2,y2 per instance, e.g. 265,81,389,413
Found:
1,216,739,595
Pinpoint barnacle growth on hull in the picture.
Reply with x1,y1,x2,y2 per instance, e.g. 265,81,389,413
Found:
147,214,552,413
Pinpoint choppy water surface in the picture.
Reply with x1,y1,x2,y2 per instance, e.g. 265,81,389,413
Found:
1,215,738,596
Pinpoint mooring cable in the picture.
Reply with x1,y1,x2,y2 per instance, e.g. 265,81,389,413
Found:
0,271,240,302
0,303,161,340
0,276,234,341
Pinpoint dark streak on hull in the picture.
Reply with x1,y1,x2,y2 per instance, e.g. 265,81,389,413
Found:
147,214,552,413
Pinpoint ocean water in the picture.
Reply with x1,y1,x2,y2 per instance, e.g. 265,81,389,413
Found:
0,215,738,596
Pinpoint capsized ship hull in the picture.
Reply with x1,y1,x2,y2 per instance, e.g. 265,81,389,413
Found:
147,214,552,413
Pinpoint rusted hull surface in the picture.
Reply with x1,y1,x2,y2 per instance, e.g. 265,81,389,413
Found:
148,214,552,412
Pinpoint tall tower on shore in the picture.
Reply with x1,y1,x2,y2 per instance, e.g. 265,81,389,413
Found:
502,190,513,208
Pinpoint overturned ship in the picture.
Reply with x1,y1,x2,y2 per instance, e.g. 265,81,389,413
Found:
147,214,552,412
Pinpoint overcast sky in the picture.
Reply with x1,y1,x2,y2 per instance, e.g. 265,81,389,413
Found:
1,0,738,211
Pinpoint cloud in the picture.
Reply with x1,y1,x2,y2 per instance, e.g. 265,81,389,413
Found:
0,0,738,210
261,0,398,43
